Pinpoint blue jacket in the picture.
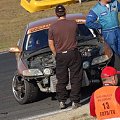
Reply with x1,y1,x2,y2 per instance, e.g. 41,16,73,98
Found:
86,0,120,30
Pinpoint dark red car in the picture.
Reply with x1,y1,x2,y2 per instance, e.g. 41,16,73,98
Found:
10,13,113,104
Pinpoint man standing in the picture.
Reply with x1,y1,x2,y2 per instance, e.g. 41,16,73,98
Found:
48,5,82,109
90,66,120,120
86,0,120,56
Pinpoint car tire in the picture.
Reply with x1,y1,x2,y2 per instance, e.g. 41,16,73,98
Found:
12,73,39,104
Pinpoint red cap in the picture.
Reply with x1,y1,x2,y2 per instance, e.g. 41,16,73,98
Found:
101,66,120,78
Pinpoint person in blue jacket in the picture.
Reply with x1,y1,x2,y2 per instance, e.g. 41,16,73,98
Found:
86,0,120,56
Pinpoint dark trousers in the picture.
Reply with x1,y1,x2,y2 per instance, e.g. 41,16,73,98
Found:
102,27,120,55
56,49,83,103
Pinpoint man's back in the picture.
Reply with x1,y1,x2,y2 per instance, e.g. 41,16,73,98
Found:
90,86,120,120
49,19,77,53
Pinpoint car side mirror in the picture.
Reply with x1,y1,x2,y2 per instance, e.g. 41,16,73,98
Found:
9,47,21,53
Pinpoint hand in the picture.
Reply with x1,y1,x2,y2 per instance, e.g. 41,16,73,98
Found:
98,35,104,43
52,53,56,58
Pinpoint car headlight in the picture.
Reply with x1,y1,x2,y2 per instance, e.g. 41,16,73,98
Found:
43,68,52,76
91,55,109,65
83,61,90,69
23,69,43,76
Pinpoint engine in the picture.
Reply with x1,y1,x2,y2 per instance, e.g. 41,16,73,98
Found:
79,45,100,57
28,44,101,70
28,52,56,70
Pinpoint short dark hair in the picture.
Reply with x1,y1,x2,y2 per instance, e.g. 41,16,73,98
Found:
55,5,66,17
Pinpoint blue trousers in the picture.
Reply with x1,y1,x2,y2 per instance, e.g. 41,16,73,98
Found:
102,27,120,56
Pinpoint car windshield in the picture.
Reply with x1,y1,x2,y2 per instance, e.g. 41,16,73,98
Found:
24,29,48,51
24,24,96,51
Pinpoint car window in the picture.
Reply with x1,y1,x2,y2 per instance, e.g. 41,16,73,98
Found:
24,24,96,51
17,26,27,50
25,29,48,51
77,24,95,37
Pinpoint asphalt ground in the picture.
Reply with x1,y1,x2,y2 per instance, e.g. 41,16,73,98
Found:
0,53,100,120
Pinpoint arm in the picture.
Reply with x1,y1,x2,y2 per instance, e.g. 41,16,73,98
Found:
90,93,96,117
86,10,102,29
112,0,120,12
117,1,120,12
48,27,56,56
48,40,56,56
115,87,120,103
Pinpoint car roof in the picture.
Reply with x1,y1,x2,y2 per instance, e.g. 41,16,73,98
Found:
28,13,86,30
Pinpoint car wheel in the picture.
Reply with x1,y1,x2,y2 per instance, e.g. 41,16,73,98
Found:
12,74,39,104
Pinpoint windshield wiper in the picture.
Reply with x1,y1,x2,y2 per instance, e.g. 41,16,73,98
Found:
77,36,96,41
24,47,51,59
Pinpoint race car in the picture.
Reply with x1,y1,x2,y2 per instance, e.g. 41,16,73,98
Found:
10,13,113,104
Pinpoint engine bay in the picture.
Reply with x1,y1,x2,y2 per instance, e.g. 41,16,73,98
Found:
28,39,103,69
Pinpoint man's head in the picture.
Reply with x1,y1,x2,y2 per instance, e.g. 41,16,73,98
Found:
55,5,66,18
101,66,120,85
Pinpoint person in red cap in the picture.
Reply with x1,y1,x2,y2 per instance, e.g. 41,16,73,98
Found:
89,66,120,120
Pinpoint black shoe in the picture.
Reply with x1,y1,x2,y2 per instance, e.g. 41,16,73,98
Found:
51,93,57,100
72,102,81,109
59,102,66,109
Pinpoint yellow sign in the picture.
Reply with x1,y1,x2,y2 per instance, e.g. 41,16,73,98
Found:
21,0,76,13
